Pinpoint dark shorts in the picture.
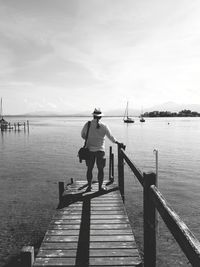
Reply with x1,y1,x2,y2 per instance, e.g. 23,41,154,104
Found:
86,151,106,169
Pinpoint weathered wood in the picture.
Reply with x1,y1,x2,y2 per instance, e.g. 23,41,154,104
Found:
151,185,200,267
57,209,124,218
118,145,125,201
34,256,142,266
109,146,112,180
52,218,130,224
109,146,115,181
143,172,156,267
57,206,123,211
46,229,133,236
49,223,132,230
37,248,140,257
33,180,142,267
55,214,129,220
41,241,138,250
44,235,135,242
111,152,114,179
21,246,34,267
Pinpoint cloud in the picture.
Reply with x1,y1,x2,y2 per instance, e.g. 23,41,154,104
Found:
1,0,200,114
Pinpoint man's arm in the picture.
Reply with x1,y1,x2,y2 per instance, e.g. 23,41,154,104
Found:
81,122,88,139
104,125,117,143
104,125,125,148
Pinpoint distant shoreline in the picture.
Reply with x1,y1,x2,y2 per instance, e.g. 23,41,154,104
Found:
143,109,200,117
3,115,124,117
4,115,200,118
3,109,200,117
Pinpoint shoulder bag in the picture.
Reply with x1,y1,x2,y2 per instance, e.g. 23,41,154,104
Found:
78,121,91,162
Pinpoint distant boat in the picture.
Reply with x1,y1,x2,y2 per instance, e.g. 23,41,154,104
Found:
0,98,8,130
123,102,134,123
139,106,145,122
140,117,145,122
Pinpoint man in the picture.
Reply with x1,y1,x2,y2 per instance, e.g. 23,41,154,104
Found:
81,108,122,191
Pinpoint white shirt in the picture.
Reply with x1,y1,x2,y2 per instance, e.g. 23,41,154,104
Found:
81,119,117,152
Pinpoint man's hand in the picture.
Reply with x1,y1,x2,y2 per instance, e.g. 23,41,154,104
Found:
116,141,126,150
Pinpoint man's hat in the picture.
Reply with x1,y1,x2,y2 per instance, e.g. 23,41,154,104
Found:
92,108,104,117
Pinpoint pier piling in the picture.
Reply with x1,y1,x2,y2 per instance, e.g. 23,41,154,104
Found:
21,246,34,267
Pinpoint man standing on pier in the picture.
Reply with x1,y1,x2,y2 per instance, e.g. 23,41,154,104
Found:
81,108,122,192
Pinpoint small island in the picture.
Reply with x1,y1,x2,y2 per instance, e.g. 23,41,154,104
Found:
143,109,200,117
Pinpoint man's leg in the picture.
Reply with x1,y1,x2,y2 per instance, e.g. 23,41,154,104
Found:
96,151,106,190
86,152,95,190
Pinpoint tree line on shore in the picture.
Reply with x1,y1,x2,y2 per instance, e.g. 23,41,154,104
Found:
143,109,200,117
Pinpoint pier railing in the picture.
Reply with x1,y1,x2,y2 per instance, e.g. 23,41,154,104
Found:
111,144,200,267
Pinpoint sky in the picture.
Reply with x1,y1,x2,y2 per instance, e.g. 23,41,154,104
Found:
1,0,200,115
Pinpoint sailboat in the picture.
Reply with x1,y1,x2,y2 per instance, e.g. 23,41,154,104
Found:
140,116,145,122
139,106,145,122
0,98,8,130
123,102,134,123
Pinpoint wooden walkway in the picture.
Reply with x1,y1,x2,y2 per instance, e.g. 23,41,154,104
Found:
33,180,142,267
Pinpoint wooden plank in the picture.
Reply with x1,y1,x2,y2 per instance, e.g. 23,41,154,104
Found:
59,210,125,214
58,206,124,211
51,218,130,224
46,229,133,236
34,257,75,266
40,241,137,250
33,180,142,267
37,248,140,258
34,256,141,266
54,214,128,219
44,235,135,242
49,223,132,230
90,256,142,266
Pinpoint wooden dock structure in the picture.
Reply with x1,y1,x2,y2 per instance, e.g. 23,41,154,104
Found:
21,144,200,267
32,180,142,267
0,119,30,132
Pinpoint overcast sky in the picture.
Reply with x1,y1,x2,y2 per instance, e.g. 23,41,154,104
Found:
1,0,200,114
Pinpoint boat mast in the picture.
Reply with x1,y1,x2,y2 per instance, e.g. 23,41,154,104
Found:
127,102,129,118
124,102,128,119
0,98,2,119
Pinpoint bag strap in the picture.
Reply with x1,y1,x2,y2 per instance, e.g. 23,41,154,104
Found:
84,121,91,147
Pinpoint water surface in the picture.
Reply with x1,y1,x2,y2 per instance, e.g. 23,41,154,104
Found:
1,116,200,266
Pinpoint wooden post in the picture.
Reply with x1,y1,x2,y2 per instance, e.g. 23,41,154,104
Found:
109,146,112,180
118,144,125,202
153,149,158,186
143,172,156,267
27,120,29,132
59,181,65,204
111,153,114,180
21,246,34,267
153,149,159,235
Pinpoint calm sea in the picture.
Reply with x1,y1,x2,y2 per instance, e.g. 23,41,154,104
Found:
0,116,200,266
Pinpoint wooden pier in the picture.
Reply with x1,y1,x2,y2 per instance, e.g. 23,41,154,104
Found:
0,119,30,132
0,99,29,132
21,144,200,267
32,180,142,267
